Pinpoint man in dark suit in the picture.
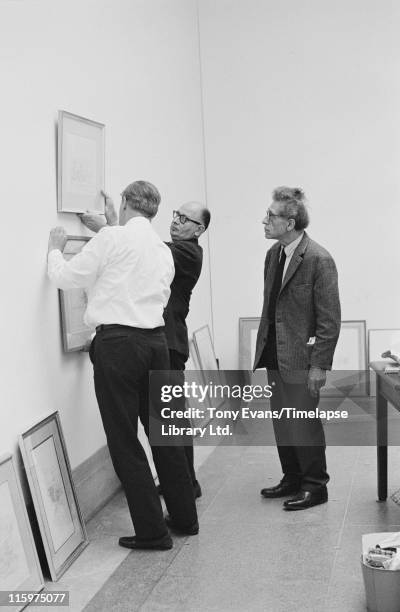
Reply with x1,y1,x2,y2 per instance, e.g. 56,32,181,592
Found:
80,198,210,499
253,187,340,510
160,202,210,499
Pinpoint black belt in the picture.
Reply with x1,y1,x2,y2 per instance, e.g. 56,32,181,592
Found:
95,324,164,333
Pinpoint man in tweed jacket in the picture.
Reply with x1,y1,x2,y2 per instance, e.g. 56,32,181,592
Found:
253,187,340,511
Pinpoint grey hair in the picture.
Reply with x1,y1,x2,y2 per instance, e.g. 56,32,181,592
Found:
272,186,309,230
121,180,161,219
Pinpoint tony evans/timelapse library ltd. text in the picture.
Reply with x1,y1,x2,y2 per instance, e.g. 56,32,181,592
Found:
157,382,349,438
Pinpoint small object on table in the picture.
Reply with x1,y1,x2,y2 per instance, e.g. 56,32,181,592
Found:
381,350,400,365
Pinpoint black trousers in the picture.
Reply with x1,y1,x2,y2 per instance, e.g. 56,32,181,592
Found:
262,327,329,492
169,349,198,487
90,325,197,540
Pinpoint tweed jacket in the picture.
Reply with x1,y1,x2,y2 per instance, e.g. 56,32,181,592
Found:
253,232,341,383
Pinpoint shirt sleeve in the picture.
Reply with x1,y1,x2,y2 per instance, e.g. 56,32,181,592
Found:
47,231,109,290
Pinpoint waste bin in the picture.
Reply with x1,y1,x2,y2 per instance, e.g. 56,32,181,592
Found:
361,557,400,612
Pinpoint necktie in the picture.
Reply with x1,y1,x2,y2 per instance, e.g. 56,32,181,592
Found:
267,247,286,323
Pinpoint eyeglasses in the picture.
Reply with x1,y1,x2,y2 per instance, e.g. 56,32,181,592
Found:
172,210,202,226
265,209,287,223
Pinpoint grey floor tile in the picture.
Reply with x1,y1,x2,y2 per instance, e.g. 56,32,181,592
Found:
74,442,400,612
83,544,183,612
139,574,329,612
165,521,339,582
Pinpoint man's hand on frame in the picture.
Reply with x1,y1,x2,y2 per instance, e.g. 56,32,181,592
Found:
307,366,327,398
79,212,107,233
101,190,118,226
79,190,119,233
48,227,68,253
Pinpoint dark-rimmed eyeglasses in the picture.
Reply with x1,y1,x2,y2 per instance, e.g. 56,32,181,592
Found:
173,210,203,226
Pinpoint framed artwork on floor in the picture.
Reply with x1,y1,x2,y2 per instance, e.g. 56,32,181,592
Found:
185,340,209,428
238,317,267,392
0,454,44,610
19,412,88,581
193,325,218,371
192,325,225,410
323,320,369,397
58,235,92,352
57,110,105,214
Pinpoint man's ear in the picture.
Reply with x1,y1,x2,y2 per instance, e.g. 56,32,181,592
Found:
195,225,205,238
287,218,295,231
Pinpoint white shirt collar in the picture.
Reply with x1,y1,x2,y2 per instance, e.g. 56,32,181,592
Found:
126,216,150,227
282,232,304,258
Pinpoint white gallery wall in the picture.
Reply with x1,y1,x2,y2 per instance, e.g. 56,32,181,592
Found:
198,0,400,368
1,0,400,472
0,0,211,469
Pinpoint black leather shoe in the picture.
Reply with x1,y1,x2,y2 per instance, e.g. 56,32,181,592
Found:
283,488,328,511
157,482,202,500
118,534,173,550
165,515,199,535
260,481,300,498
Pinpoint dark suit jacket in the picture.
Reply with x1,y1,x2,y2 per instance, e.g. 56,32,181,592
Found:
253,232,341,384
163,239,203,359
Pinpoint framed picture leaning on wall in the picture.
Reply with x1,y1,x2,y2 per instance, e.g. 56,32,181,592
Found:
238,317,267,392
193,325,226,410
185,339,210,428
57,110,105,214
323,320,369,397
19,412,88,581
58,235,92,352
0,453,44,609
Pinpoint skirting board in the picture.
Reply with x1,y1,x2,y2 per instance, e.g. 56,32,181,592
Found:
72,423,158,522
72,445,121,522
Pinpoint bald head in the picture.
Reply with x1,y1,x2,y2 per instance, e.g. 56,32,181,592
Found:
170,201,211,241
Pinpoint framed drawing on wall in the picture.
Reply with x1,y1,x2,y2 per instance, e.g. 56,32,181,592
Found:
19,412,88,581
0,454,44,609
57,110,105,213
59,235,92,352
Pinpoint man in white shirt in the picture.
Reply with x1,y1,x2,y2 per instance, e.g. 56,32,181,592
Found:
48,180,198,550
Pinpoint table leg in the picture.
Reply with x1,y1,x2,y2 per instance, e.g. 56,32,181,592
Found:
376,381,388,501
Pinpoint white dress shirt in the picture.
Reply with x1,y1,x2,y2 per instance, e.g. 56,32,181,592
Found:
280,232,304,283
47,217,174,329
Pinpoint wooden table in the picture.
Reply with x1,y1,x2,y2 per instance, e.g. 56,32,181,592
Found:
370,361,400,501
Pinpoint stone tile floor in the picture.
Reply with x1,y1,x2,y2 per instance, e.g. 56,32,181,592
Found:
30,443,400,611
